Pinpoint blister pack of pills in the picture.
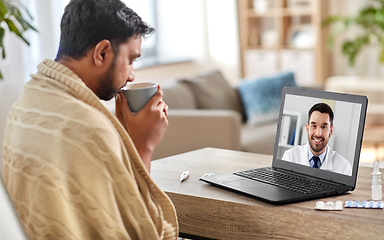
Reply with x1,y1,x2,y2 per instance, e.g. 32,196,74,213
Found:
315,201,343,211
344,200,383,209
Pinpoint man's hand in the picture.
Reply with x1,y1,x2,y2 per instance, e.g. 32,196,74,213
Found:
115,85,168,172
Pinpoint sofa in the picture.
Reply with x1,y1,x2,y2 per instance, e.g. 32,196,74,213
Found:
152,70,297,160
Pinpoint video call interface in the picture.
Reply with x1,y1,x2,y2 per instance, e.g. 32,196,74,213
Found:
276,94,362,176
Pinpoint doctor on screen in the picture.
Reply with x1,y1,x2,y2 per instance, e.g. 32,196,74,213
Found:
282,103,352,175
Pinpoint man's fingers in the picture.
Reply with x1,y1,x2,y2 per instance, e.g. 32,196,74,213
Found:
149,87,164,107
163,103,168,116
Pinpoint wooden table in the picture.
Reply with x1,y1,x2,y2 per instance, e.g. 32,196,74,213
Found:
151,147,384,240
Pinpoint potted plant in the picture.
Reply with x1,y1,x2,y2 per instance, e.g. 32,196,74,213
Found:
322,0,384,66
0,0,37,80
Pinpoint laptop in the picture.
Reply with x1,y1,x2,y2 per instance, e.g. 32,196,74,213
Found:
0,176,29,239
200,87,368,204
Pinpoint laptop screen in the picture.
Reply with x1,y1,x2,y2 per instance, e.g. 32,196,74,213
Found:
273,87,368,187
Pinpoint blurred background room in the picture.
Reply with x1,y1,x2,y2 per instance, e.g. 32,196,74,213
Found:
1,0,383,177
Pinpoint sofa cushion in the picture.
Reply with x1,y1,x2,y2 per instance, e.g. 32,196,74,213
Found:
241,122,277,155
162,80,197,109
182,70,244,115
237,72,297,125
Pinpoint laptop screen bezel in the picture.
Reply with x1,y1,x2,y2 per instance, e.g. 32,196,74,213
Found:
272,87,368,188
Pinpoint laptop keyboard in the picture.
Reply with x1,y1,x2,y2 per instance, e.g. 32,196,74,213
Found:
233,167,339,195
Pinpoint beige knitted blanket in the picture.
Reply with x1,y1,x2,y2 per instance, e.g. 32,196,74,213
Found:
3,59,178,239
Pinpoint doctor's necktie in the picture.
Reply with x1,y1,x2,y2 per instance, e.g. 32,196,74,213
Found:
311,156,321,168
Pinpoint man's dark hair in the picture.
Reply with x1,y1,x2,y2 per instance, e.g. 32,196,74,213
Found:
55,0,155,60
308,103,334,126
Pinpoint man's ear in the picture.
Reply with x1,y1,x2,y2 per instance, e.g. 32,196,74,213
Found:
93,40,114,67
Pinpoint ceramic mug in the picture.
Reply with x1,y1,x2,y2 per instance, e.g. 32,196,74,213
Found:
121,82,158,112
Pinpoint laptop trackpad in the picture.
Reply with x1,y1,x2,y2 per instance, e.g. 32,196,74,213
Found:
224,179,265,188
223,179,301,202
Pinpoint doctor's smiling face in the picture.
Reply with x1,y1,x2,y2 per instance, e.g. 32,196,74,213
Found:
306,103,334,156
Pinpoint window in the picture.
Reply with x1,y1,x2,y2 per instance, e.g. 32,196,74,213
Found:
121,0,158,68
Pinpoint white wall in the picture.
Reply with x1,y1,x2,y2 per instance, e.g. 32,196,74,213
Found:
206,0,240,84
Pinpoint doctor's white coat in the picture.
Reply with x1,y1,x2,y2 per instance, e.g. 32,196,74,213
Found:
282,143,352,175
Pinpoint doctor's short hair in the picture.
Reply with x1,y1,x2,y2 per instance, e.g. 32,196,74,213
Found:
308,103,334,126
